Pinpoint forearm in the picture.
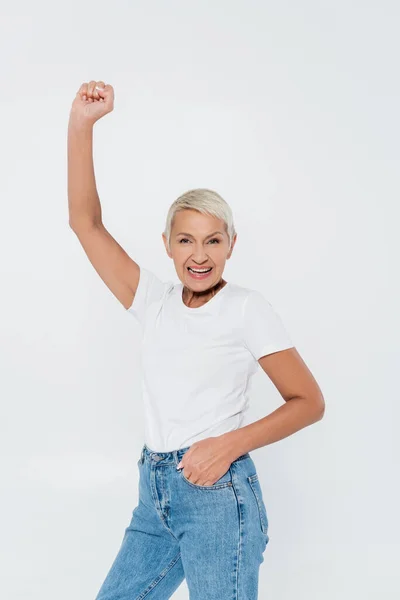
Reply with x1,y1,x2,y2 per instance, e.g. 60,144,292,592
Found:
68,119,102,227
222,396,325,460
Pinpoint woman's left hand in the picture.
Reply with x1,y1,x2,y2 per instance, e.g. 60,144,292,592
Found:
177,435,236,486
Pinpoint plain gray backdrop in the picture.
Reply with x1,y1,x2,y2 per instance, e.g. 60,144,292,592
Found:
1,1,399,598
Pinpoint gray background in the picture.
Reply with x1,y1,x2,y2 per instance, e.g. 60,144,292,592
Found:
1,1,398,598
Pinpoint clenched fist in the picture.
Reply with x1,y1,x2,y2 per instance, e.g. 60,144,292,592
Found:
69,80,114,128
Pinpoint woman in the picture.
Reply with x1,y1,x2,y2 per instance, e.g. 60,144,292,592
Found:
68,81,325,600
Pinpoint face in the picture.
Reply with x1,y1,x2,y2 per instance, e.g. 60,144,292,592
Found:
162,209,237,290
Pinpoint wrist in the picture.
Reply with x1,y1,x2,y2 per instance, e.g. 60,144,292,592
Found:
221,429,249,462
68,116,94,134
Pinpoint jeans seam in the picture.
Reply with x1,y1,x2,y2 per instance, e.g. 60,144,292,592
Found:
135,551,182,600
230,463,243,600
247,477,269,535
149,470,180,542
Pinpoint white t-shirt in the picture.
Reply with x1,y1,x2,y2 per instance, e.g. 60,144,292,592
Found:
127,267,294,452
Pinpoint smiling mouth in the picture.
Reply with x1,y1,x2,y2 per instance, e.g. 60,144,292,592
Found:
186,266,214,279
187,267,213,273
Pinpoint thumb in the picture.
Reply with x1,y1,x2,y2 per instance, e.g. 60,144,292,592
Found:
95,84,106,96
95,84,114,107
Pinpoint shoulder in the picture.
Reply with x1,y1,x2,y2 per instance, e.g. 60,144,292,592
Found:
226,281,271,312
126,267,175,321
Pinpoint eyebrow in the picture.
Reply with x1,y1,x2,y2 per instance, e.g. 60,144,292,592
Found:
175,230,224,239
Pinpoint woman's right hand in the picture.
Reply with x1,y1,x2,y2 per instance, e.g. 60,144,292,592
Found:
69,80,114,128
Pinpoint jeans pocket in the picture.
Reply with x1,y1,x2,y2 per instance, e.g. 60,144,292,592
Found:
247,474,269,535
179,467,233,490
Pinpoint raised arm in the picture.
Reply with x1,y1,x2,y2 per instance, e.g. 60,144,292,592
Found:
68,81,139,310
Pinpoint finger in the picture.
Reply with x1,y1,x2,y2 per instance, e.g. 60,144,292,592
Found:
101,83,114,105
95,81,106,95
87,80,97,100
95,82,106,103
77,82,88,101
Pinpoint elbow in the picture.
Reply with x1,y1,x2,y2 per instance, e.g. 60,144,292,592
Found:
315,393,326,421
300,391,325,422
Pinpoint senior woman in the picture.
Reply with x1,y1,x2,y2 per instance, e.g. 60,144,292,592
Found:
68,81,325,600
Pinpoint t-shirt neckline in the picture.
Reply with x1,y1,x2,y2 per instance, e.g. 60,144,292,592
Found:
178,281,231,312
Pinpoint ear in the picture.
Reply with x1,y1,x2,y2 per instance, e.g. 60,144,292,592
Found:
227,233,237,259
162,233,172,258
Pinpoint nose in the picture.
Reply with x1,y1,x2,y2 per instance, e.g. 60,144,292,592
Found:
191,247,210,262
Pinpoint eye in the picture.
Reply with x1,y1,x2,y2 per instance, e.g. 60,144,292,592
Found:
178,238,220,244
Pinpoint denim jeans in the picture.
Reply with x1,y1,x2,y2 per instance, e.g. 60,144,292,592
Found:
95,443,270,599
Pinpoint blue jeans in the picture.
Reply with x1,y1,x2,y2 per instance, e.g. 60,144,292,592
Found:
95,443,270,599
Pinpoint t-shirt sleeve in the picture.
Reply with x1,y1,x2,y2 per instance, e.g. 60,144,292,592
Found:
126,266,172,327
242,290,294,360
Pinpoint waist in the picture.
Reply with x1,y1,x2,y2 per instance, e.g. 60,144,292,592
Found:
138,443,250,466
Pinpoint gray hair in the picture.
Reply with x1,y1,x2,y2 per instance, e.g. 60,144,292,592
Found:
163,188,236,253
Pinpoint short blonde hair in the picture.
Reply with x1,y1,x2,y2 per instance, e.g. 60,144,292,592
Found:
163,188,236,252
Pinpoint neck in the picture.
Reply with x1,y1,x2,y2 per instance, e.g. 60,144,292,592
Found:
183,278,227,304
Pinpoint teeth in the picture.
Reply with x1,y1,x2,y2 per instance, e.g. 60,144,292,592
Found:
188,267,212,273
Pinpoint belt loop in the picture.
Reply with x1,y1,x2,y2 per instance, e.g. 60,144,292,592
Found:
140,446,145,464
